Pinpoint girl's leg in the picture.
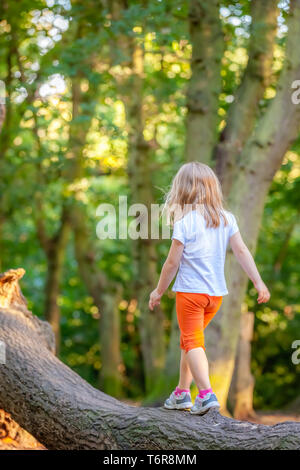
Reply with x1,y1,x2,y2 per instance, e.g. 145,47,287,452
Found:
203,297,222,330
178,350,193,390
164,350,193,410
186,347,211,390
186,297,222,391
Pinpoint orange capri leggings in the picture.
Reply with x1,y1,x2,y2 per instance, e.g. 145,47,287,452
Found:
176,292,222,352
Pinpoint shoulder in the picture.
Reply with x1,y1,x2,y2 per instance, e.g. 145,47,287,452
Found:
223,210,239,235
174,209,195,225
223,210,237,224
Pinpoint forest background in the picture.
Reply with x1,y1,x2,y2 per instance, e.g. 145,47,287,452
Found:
0,0,299,416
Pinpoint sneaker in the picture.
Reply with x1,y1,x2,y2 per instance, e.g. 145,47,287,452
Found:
164,390,193,410
190,392,220,415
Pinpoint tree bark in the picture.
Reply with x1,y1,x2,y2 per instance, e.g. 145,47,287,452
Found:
0,269,300,450
202,0,300,411
0,409,44,450
185,0,224,163
215,0,279,195
228,312,256,420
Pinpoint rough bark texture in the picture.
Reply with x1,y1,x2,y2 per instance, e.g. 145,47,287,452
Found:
186,0,224,163
0,409,45,450
0,269,300,450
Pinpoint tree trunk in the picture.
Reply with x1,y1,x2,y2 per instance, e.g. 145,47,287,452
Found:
34,195,70,351
215,0,278,195
44,219,70,351
186,0,224,164
72,207,123,397
0,268,299,450
228,312,256,420
196,0,300,411
0,409,44,450
57,65,123,395
146,303,181,404
33,117,71,351
100,287,123,397
107,0,166,393
44,255,64,350
122,42,166,393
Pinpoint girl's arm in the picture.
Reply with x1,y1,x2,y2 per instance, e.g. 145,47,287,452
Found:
149,239,184,310
230,231,270,303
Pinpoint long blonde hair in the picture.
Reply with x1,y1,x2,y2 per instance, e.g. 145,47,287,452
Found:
164,162,228,228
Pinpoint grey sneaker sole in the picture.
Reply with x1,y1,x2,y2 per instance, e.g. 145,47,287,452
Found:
190,401,220,415
164,401,193,410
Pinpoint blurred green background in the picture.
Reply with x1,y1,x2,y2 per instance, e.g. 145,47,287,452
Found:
0,0,299,412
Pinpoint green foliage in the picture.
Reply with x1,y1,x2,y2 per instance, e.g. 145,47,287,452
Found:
249,155,300,409
0,0,299,409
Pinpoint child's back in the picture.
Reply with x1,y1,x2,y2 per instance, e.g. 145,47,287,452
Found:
172,209,239,296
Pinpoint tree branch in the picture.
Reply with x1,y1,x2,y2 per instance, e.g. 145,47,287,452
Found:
186,0,224,165
0,269,299,450
234,0,300,190
273,209,300,272
215,0,279,195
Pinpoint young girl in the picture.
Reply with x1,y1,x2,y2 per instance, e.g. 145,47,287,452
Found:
149,162,270,415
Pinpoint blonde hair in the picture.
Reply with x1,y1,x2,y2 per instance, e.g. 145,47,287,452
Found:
164,162,228,228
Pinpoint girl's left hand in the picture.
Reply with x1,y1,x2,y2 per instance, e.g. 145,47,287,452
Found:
149,289,162,311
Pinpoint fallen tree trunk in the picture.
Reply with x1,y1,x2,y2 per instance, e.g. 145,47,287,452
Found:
0,409,44,450
0,269,299,450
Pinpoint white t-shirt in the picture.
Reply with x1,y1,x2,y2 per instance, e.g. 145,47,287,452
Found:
172,210,239,296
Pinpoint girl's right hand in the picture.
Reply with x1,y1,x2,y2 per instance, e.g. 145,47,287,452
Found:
255,280,270,304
